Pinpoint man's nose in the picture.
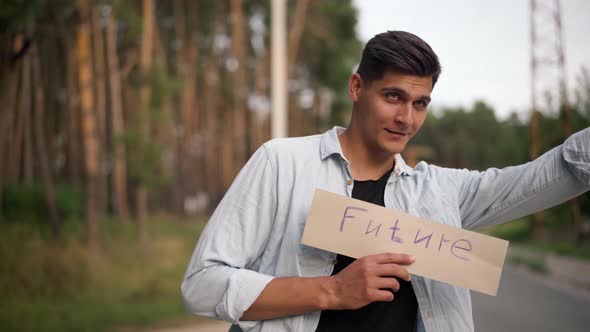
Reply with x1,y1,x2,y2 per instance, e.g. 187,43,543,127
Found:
394,102,413,126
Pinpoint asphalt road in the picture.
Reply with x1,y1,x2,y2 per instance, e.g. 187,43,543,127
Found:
472,264,590,332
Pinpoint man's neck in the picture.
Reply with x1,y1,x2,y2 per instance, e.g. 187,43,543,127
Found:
338,126,395,181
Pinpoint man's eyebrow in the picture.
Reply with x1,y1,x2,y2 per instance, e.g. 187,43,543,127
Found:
380,87,431,102
380,87,407,95
381,86,407,94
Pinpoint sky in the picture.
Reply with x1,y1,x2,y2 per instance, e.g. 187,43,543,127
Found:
352,0,590,119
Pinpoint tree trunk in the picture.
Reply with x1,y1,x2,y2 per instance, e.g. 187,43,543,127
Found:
561,101,583,240
32,45,61,240
286,0,311,138
0,35,23,204
230,0,248,173
77,0,100,253
137,0,154,249
91,4,108,215
251,51,270,151
201,5,224,203
153,19,176,212
66,38,82,187
179,0,200,211
172,0,187,215
139,0,154,148
136,185,148,253
9,52,27,182
105,11,129,220
221,109,234,190
208,11,233,192
287,0,311,79
22,52,33,185
203,50,221,203
529,109,543,238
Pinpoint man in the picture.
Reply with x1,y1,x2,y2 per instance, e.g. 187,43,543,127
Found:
182,31,590,332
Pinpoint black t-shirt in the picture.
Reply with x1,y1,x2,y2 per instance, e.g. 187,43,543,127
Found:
315,168,418,332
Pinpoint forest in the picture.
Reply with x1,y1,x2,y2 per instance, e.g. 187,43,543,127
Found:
0,1,588,331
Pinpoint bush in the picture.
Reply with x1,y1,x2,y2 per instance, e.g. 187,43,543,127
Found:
1,182,82,223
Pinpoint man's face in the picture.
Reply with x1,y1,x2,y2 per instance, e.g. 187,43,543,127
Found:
349,71,432,155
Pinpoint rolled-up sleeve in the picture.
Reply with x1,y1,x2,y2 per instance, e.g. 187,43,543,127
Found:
563,127,590,184
456,127,590,230
181,144,277,330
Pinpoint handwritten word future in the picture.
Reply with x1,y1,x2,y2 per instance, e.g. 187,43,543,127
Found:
340,205,473,261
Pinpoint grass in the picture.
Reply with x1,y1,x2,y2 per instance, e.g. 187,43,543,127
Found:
479,217,590,262
0,215,207,332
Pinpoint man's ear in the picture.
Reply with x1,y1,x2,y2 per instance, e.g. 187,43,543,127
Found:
349,73,363,102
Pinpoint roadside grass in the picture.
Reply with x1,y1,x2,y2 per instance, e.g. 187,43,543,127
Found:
480,217,590,263
0,216,206,332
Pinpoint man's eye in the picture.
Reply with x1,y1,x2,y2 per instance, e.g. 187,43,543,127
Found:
414,100,428,108
386,93,399,101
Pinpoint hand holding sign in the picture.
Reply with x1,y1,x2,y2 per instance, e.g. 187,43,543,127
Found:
302,190,509,295
329,252,415,310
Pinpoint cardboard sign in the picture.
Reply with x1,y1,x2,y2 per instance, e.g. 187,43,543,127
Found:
301,189,509,295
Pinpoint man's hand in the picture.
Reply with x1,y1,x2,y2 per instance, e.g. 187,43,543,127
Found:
327,252,415,310
241,252,414,321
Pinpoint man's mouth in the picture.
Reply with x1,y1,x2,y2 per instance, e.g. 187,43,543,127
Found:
384,128,408,137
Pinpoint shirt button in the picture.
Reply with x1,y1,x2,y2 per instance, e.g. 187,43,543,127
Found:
346,179,353,185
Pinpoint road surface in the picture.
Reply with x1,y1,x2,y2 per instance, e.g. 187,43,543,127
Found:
472,264,590,332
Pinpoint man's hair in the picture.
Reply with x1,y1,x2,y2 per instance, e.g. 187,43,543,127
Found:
356,31,441,87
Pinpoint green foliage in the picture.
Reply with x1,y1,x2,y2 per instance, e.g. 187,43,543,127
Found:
0,182,81,223
0,0,46,33
125,63,179,190
0,0,77,35
525,240,590,261
0,217,206,331
112,0,142,39
150,62,181,116
123,129,166,190
299,0,362,125
412,101,529,170
480,218,531,242
482,217,590,263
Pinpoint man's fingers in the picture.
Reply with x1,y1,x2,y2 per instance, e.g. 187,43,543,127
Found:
369,288,395,302
373,276,401,292
367,252,415,265
374,263,411,282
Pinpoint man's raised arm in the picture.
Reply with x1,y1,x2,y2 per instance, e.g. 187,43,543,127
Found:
454,127,590,230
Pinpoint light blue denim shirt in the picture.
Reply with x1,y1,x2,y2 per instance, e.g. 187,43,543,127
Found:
182,127,590,332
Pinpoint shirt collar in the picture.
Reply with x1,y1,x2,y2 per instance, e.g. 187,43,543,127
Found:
319,126,347,160
319,126,414,176
394,153,414,176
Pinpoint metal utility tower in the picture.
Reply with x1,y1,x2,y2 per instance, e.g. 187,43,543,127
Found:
530,0,568,156
530,0,581,235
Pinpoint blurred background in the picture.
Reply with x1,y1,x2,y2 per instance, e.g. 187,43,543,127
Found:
0,0,589,331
